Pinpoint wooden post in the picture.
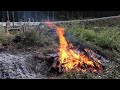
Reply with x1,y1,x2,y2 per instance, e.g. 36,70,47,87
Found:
6,20,10,34
35,11,39,26
6,11,10,34
28,18,31,26
23,24,25,32
32,18,34,26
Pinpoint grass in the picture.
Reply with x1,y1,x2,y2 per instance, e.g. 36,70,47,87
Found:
0,26,59,55
0,26,57,45
0,27,15,45
64,25,120,52
57,23,120,79
0,20,120,79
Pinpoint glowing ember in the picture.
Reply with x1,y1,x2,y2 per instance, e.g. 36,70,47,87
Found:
45,21,102,73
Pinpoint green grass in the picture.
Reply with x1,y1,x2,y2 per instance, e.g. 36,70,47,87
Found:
65,25,120,52
60,69,120,79
57,24,120,79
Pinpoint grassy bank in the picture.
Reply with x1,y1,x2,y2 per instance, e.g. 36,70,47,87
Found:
0,23,120,79
57,24,120,79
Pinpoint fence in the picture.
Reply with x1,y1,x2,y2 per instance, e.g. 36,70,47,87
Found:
1,15,120,30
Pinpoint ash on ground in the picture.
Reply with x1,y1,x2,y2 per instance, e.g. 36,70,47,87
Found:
0,53,46,79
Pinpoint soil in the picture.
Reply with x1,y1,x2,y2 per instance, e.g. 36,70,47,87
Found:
0,45,51,79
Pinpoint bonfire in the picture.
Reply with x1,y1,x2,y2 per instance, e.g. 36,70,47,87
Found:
44,21,108,74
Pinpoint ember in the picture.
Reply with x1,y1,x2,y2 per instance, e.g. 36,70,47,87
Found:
44,21,106,74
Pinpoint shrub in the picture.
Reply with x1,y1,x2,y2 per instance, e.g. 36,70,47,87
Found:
66,27,96,42
65,25,120,52
18,29,56,47
94,29,120,50
0,27,15,45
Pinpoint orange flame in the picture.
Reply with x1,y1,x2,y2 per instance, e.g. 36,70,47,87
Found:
45,21,102,73
56,27,96,71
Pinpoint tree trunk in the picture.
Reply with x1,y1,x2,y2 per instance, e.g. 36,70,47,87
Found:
52,11,54,21
7,11,9,21
12,11,15,28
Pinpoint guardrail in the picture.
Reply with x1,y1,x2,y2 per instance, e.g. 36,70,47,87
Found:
0,15,120,26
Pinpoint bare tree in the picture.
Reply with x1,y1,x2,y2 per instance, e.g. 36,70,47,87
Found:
24,11,25,22
12,11,15,27
35,11,38,22
47,11,49,20
67,11,69,20
7,11,9,21
2,11,5,22
18,11,20,21
52,11,54,21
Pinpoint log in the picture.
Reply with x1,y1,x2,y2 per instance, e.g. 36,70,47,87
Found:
46,48,109,74
84,49,109,67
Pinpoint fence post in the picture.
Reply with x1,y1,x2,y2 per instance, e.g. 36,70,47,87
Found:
6,20,11,34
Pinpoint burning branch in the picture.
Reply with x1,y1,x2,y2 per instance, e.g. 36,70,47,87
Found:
44,21,108,74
